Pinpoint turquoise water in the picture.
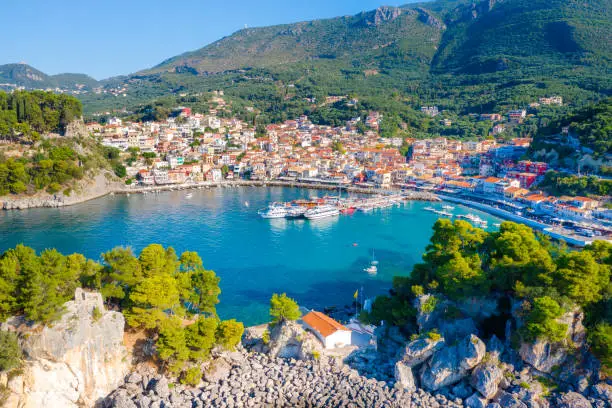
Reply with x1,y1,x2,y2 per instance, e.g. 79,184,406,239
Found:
0,187,502,326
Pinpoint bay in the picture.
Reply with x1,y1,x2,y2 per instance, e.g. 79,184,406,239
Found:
0,187,502,326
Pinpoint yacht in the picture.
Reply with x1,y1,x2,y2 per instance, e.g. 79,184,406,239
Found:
304,205,340,219
258,204,288,219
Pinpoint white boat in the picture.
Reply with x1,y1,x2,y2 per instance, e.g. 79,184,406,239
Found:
258,204,288,219
185,193,193,199
286,206,307,218
424,206,436,212
442,205,455,210
364,265,378,274
304,205,340,219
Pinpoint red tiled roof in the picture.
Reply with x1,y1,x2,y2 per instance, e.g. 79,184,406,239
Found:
302,311,349,337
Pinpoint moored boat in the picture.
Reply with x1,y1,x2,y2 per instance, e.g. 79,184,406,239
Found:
304,205,340,219
258,204,288,219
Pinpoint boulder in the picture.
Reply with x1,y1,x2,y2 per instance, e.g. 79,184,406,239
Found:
471,363,503,399
394,361,417,392
267,320,321,360
590,383,612,402
555,392,593,408
466,392,488,408
519,340,568,373
451,381,473,399
400,336,445,367
204,358,232,383
498,392,528,408
420,334,486,391
1,289,129,408
486,335,504,361
439,318,479,343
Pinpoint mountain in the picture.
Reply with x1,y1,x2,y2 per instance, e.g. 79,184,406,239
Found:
0,63,99,91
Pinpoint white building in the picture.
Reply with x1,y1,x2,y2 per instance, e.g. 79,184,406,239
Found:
302,311,352,349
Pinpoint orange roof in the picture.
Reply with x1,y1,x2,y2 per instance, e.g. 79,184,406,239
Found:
484,177,501,183
302,311,349,337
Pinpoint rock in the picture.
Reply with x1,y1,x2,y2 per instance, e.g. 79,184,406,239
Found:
150,377,170,399
111,390,138,408
451,381,473,399
555,392,593,408
401,337,445,367
471,363,503,399
267,321,321,360
394,361,417,392
466,392,488,408
421,335,486,391
204,358,232,383
1,289,129,408
590,382,612,401
440,318,478,343
498,392,528,408
487,335,504,361
126,372,143,384
519,340,568,373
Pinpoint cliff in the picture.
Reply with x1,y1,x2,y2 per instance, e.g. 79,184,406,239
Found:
0,289,129,408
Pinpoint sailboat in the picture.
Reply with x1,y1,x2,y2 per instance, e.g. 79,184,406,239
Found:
364,250,378,274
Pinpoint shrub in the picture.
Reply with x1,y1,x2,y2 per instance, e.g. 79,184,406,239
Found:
420,296,438,314
46,182,61,194
519,382,531,389
262,329,270,345
181,367,202,386
588,322,611,375
125,178,133,185
411,285,424,297
216,319,244,351
92,306,102,322
0,331,22,372
63,187,72,196
427,330,442,341
522,296,568,343
312,351,320,360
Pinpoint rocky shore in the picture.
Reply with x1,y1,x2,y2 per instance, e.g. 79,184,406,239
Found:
2,179,439,210
105,349,464,408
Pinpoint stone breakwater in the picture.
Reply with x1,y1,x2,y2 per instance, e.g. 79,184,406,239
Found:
105,351,463,408
2,179,439,210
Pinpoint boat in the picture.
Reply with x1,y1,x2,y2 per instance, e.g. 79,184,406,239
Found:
364,265,378,274
286,206,307,218
340,207,356,215
185,193,193,199
304,205,340,219
436,210,453,217
258,204,288,219
424,206,436,212
442,205,455,210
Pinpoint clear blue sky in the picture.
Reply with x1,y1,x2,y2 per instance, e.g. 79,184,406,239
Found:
2,0,413,80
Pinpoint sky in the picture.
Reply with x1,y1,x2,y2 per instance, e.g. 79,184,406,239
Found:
1,0,410,80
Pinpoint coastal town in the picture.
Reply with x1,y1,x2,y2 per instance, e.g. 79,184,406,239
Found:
90,94,611,243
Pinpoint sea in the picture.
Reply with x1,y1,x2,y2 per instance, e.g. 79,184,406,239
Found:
0,187,503,326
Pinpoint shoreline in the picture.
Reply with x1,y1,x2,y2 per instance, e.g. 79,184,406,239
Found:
2,179,440,210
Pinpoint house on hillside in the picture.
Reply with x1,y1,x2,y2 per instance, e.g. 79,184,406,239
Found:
302,311,352,349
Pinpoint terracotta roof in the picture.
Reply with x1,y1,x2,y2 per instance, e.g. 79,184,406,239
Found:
302,311,349,337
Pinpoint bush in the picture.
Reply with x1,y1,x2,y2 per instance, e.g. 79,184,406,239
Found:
411,285,424,297
0,331,22,372
426,330,441,341
92,306,102,322
420,296,438,314
262,329,270,345
216,319,244,351
63,187,72,196
181,367,202,386
523,296,568,343
588,322,611,375
311,351,320,360
46,182,61,194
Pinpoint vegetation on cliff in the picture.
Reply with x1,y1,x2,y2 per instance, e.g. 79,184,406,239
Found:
361,220,612,373
0,91,117,197
0,244,244,384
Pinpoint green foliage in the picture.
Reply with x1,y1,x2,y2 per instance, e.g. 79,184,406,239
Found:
0,331,21,372
0,90,82,141
538,171,611,197
555,251,610,306
185,316,218,361
427,330,442,342
91,306,102,322
181,367,202,386
420,296,438,314
588,323,612,375
156,316,189,375
269,293,301,324
262,329,270,345
215,319,244,351
523,296,568,343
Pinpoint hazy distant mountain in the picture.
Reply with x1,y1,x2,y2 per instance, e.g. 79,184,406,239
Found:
0,63,99,91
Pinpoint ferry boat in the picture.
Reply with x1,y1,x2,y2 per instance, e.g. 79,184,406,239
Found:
304,205,340,219
258,204,288,219
286,206,307,218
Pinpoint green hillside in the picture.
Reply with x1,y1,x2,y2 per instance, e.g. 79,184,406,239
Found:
58,0,612,117
0,63,99,91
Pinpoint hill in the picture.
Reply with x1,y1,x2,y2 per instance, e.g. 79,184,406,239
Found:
75,0,610,117
0,63,99,91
